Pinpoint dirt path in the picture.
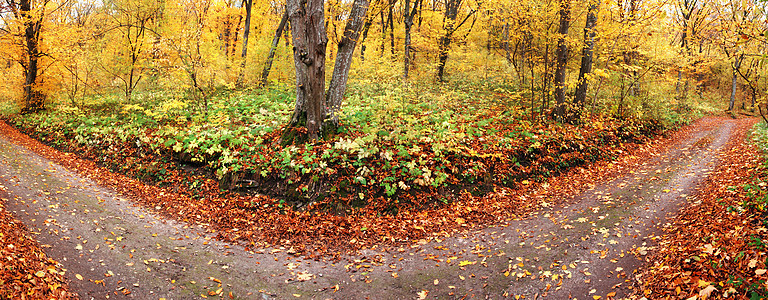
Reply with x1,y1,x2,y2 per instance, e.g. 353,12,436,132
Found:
0,117,743,299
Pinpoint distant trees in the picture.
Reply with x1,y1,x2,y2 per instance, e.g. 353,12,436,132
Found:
2,0,767,127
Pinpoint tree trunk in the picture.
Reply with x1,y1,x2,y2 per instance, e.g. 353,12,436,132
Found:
326,0,369,123
283,0,328,143
387,1,395,55
359,17,372,61
572,0,598,121
236,0,254,87
19,0,43,113
260,7,289,86
403,0,420,80
436,0,459,82
729,55,742,111
436,0,477,82
553,0,571,121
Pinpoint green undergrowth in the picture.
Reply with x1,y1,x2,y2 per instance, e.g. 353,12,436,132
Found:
740,122,768,298
6,81,703,214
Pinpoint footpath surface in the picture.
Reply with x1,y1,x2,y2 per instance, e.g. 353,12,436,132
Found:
0,117,745,299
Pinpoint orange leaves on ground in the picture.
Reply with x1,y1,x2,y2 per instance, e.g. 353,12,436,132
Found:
0,198,75,299
637,118,767,299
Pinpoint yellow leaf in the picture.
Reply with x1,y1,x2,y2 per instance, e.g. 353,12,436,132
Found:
593,296,601,300
607,292,616,297
459,260,476,266
34,271,46,278
756,269,767,275
417,290,428,300
433,279,439,285
75,274,83,280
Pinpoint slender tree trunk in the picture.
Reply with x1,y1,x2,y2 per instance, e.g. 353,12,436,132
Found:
729,55,742,111
553,0,571,121
572,0,599,121
403,0,421,79
327,0,369,123
284,0,328,142
436,0,476,82
388,1,395,55
379,10,386,55
236,0,254,87
359,18,372,61
260,7,289,86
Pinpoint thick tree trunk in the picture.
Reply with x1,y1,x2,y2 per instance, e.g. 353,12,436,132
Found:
236,0,254,87
572,0,599,121
553,0,571,121
403,0,420,80
284,0,328,142
326,0,369,122
260,7,289,86
21,0,42,113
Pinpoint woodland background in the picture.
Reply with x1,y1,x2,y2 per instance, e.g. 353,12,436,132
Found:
3,0,768,298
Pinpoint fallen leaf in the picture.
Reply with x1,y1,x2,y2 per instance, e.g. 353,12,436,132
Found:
699,285,717,299
417,290,428,300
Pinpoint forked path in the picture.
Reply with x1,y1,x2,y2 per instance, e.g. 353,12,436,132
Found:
0,117,742,299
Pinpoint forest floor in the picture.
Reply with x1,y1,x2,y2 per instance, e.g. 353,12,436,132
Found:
0,116,764,299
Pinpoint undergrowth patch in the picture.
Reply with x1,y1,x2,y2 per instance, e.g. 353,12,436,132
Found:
7,83,694,215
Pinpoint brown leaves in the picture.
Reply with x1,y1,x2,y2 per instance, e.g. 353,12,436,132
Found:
637,118,766,299
0,198,75,299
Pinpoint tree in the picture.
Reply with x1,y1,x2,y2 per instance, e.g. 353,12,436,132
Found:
572,0,599,121
403,0,420,79
552,0,570,121
282,0,369,143
326,0,369,123
435,0,477,82
101,0,163,101
2,0,49,113
260,6,288,86
235,0,253,87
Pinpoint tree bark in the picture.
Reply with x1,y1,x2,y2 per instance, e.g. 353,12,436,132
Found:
236,0,254,87
403,0,421,80
260,7,289,86
284,0,328,142
436,0,476,82
572,0,598,121
326,0,369,123
387,1,395,55
359,17,372,61
553,0,571,121
728,54,742,111
19,0,43,113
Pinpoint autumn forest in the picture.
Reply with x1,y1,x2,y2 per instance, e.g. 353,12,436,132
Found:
2,0,768,299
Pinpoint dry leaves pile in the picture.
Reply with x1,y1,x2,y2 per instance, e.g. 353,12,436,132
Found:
637,118,768,299
0,196,75,299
